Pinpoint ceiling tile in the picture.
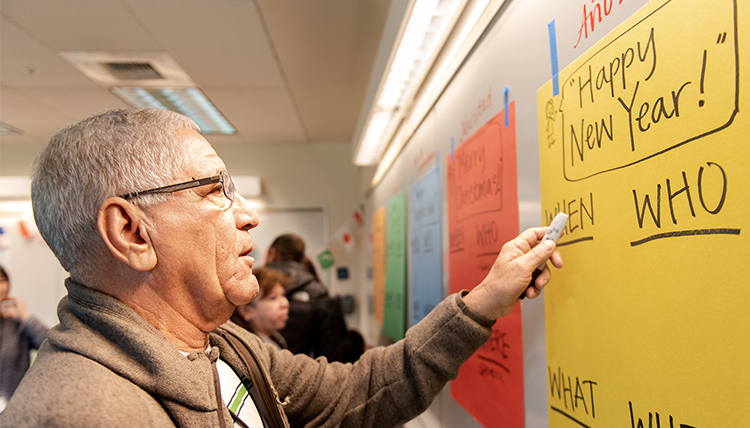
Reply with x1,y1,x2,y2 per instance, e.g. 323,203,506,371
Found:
206,88,306,143
0,16,98,88
202,134,245,145
256,0,391,142
0,85,75,141
0,0,393,151
127,0,285,88
256,0,362,80
0,134,40,145
0,0,160,51
15,88,130,123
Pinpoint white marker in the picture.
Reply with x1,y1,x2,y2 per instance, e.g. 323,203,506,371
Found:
519,212,568,299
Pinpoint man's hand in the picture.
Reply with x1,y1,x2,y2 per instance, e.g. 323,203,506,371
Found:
463,227,563,320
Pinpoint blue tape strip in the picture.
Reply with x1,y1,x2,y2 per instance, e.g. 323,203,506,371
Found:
504,86,509,127
451,137,455,162
548,20,560,96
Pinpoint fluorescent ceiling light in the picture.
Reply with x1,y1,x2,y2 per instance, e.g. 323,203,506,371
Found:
356,110,398,163
354,0,467,166
0,122,22,135
112,87,236,135
370,0,502,189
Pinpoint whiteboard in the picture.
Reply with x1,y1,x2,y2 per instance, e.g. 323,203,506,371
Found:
368,0,652,426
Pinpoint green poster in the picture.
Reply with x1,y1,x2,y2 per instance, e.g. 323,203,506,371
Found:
383,191,407,341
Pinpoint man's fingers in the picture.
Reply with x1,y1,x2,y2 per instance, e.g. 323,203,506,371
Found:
517,227,548,249
528,238,556,266
525,266,552,299
549,249,563,268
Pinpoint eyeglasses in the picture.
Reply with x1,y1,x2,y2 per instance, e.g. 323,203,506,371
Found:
119,170,235,203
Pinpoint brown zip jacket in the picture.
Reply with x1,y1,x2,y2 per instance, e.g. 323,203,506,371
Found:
0,279,494,427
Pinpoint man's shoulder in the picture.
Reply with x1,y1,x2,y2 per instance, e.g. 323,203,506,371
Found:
2,346,170,426
18,343,149,394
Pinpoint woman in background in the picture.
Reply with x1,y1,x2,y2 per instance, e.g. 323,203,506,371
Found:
0,265,48,410
231,266,290,350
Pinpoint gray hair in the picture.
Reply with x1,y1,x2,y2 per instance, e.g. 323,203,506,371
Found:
31,108,201,283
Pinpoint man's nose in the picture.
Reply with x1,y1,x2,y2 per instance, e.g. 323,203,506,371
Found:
233,194,260,231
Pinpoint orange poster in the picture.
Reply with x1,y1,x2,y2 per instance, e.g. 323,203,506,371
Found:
371,206,386,326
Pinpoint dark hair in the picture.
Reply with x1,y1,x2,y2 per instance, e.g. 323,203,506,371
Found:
0,265,8,283
252,266,290,299
269,234,305,262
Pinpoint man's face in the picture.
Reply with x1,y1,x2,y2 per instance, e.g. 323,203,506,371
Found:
143,128,260,327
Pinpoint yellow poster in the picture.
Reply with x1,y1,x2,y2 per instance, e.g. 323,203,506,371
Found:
372,206,386,326
538,0,750,426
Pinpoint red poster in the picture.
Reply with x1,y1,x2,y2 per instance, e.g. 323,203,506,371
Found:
447,102,523,427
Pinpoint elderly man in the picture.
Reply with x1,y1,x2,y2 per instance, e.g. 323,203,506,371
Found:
0,109,561,427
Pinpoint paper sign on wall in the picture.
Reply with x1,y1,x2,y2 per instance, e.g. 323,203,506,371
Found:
448,102,524,428
383,191,407,341
408,165,443,326
538,0,750,426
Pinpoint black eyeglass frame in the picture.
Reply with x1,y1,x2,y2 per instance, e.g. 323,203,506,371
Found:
119,170,235,202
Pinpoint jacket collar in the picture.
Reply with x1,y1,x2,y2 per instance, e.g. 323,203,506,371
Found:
50,278,219,412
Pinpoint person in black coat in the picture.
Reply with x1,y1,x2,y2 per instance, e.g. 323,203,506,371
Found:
266,234,364,363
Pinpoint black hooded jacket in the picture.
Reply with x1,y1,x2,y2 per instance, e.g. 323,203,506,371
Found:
266,261,363,363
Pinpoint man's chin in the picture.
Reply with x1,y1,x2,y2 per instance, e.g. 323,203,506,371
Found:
230,285,259,306
228,272,260,304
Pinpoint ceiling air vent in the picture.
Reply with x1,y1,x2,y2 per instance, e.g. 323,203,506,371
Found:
59,51,234,135
60,51,195,86
104,62,164,81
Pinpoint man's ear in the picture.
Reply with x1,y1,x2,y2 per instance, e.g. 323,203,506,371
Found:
97,197,157,272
